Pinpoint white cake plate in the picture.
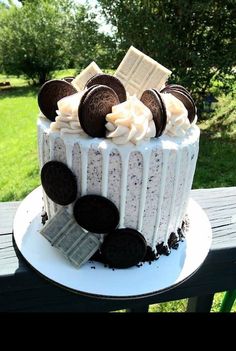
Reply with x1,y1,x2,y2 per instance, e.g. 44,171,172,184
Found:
13,186,212,299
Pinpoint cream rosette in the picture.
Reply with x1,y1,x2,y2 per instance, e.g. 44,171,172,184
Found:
105,96,156,145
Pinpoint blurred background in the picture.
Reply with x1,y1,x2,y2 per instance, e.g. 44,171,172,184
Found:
0,0,235,311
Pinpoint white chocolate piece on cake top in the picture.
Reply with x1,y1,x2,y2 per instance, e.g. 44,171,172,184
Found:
115,46,172,98
71,61,102,91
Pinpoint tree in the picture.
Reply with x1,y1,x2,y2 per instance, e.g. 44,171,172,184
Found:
70,5,117,71
98,0,236,101
0,0,108,84
0,0,75,84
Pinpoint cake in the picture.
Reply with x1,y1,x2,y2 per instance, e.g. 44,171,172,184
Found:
37,46,199,269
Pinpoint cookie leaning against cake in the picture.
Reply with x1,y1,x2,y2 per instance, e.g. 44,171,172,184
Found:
37,46,199,269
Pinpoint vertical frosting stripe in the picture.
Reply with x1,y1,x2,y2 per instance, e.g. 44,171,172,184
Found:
164,148,182,244
119,149,130,227
80,144,89,196
49,136,54,161
65,142,73,169
151,148,169,250
175,145,191,231
179,141,199,226
137,148,152,231
100,147,112,198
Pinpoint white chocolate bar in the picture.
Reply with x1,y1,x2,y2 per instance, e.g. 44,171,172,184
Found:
68,235,100,267
40,208,100,268
40,207,71,243
71,62,102,91
115,46,172,98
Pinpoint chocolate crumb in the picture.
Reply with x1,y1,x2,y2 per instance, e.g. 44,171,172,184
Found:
142,246,156,262
91,266,96,269
177,228,185,240
168,232,179,248
136,263,143,268
41,210,48,225
156,242,170,256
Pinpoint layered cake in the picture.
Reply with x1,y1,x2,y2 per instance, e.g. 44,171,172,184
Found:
37,46,199,269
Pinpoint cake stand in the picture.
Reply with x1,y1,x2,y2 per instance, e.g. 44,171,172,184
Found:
13,186,212,299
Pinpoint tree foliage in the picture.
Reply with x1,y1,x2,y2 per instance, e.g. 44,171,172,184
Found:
0,0,74,84
70,5,117,72
98,0,236,100
0,0,110,84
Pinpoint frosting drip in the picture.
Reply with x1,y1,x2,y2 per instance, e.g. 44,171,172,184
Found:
38,117,200,248
105,96,156,145
50,92,85,135
161,93,197,137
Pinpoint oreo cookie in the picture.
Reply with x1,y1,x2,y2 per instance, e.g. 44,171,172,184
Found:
161,84,190,95
73,195,120,233
41,161,77,205
140,89,167,137
101,228,147,268
86,74,126,103
161,85,196,123
78,85,119,137
38,79,77,121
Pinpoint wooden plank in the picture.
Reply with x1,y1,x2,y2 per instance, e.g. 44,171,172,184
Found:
126,305,150,313
0,202,20,234
0,252,236,312
191,187,236,196
186,294,215,312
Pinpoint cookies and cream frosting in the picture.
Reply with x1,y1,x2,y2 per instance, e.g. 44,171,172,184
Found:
50,92,84,135
105,96,156,145
49,91,196,142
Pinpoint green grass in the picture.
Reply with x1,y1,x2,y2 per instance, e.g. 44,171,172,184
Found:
1,73,236,312
193,91,236,189
0,70,76,201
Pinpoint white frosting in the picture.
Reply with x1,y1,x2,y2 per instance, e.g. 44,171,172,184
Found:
161,93,197,137
38,116,200,249
105,96,156,145
50,92,85,135
46,90,197,144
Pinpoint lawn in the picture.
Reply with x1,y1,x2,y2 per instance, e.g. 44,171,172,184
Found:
0,72,236,312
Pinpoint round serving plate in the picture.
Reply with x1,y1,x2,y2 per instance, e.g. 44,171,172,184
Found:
13,186,212,299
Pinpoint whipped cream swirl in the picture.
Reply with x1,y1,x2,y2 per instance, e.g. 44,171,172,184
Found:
50,92,84,134
161,93,197,137
105,96,156,145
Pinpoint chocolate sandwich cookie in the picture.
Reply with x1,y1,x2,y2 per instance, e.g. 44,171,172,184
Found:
41,161,77,205
151,88,168,135
73,195,120,233
140,89,167,137
38,79,77,121
161,85,196,123
101,228,147,268
85,74,127,103
161,84,190,95
78,84,120,137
